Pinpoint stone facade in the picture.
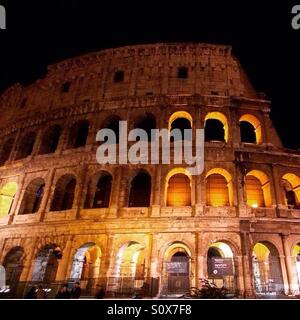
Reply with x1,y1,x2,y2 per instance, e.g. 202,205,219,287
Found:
0,43,300,298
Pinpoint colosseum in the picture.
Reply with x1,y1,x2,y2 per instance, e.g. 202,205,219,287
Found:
0,43,300,299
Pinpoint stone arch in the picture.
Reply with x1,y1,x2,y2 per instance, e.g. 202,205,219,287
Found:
50,174,76,211
204,112,228,143
67,119,90,149
101,115,122,144
281,173,300,209
165,168,192,206
15,132,36,160
134,113,156,141
252,241,284,294
207,241,236,291
31,244,62,284
0,182,18,218
169,111,192,142
162,241,192,294
114,241,146,278
206,168,233,207
128,170,152,207
39,124,62,155
69,242,102,292
239,114,262,144
245,170,272,208
18,178,45,215
84,171,112,209
2,246,24,290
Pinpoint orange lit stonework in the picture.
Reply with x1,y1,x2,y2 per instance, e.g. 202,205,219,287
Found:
1,43,300,298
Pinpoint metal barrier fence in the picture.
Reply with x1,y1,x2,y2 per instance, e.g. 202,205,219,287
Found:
0,277,160,299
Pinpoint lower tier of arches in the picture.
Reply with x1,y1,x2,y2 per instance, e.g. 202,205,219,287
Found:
1,230,300,298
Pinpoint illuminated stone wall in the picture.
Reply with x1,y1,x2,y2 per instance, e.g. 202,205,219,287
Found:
0,43,300,297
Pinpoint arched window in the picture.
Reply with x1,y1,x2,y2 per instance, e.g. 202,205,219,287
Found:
3,247,24,289
240,121,256,143
67,120,89,149
206,168,233,207
32,244,62,283
204,112,228,142
102,116,121,144
84,172,112,209
134,113,156,141
245,175,265,207
128,172,151,207
282,173,300,209
239,114,262,144
245,170,272,208
205,120,224,142
50,175,76,211
0,137,14,166
0,182,18,218
39,125,62,155
15,132,36,160
166,173,191,206
169,111,193,142
19,178,45,215
206,174,229,207
252,242,284,294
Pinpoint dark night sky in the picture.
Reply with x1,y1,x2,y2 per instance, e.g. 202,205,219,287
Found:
0,1,300,149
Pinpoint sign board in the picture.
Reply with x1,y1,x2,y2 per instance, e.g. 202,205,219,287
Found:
167,261,188,274
208,258,234,277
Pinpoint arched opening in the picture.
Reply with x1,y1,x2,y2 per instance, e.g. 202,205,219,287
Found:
102,116,121,144
282,174,300,209
128,172,151,207
31,244,62,284
84,171,112,209
206,168,233,207
39,125,62,155
112,242,146,296
15,132,36,160
252,242,284,295
18,178,45,215
204,112,228,143
0,182,18,218
239,114,262,144
245,170,272,208
134,113,156,141
292,243,300,292
67,120,89,149
169,111,192,142
0,137,14,166
207,242,235,292
50,175,76,211
166,169,191,207
164,242,191,294
2,247,24,292
69,243,101,294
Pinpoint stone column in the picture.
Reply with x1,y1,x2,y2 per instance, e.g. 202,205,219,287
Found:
74,165,88,219
39,168,56,221
108,167,122,218
240,232,255,297
8,130,21,162
271,164,285,218
196,232,205,287
282,234,296,294
151,166,161,217
9,173,26,224
55,237,74,282
235,161,248,217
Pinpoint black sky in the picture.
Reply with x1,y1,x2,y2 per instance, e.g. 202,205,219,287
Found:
0,1,299,149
